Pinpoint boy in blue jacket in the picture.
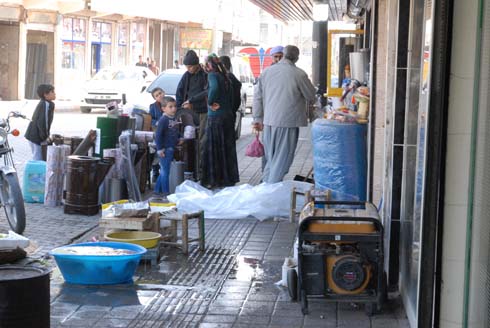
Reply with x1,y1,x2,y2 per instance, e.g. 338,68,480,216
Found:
154,96,182,195
149,87,165,182
149,87,165,128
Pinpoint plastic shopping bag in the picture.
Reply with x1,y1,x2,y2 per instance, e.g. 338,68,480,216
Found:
245,133,264,157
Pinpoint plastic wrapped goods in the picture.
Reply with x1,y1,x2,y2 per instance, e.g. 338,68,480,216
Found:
312,119,367,201
23,160,47,203
134,131,154,143
44,145,71,206
103,148,124,180
119,131,141,201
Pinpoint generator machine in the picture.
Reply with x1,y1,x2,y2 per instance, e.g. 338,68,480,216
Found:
288,200,386,315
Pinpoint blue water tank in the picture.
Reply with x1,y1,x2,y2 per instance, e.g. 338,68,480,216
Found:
312,119,367,201
23,160,46,203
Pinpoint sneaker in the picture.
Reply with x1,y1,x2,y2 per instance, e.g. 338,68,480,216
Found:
151,192,166,201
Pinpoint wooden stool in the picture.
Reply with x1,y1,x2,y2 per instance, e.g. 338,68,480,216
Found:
290,187,313,223
159,210,205,254
290,189,332,223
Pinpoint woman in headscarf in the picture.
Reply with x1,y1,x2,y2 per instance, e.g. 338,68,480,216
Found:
201,54,239,188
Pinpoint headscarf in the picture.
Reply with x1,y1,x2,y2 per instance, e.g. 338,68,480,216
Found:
205,53,230,91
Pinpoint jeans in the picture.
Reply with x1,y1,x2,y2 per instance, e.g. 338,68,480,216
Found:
29,141,43,161
154,147,174,194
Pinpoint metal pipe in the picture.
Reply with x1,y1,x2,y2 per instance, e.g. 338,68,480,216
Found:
416,0,453,326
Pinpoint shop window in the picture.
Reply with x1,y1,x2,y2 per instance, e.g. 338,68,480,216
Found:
61,17,86,70
91,21,112,72
116,23,129,66
131,22,146,65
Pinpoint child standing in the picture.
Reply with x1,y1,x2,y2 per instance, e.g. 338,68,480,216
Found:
25,84,56,160
149,87,165,182
154,96,182,195
149,87,165,128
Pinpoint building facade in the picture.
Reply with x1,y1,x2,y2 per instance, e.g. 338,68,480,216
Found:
0,0,263,101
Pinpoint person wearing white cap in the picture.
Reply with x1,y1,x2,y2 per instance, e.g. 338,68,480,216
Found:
270,45,284,64
252,45,316,183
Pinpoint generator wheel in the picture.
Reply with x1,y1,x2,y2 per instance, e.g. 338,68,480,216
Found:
365,302,376,316
287,269,298,301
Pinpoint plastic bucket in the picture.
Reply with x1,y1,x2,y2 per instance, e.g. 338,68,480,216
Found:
50,242,146,285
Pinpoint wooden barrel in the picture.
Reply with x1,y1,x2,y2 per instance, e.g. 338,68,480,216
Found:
64,156,100,215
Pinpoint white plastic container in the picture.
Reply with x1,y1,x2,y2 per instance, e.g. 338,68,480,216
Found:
183,125,196,139
281,257,297,287
0,231,30,250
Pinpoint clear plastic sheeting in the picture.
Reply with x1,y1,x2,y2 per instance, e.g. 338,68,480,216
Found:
167,180,313,220
119,130,142,201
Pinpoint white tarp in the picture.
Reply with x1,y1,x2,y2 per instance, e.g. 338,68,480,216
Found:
167,180,313,221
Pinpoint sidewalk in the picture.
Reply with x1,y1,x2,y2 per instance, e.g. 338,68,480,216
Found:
0,127,409,328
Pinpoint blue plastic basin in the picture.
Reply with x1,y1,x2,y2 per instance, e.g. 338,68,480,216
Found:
49,242,147,285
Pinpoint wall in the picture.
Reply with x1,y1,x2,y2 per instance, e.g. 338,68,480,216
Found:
460,0,490,327
439,0,479,326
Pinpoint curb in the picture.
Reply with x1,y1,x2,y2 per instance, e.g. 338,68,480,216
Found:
55,105,80,113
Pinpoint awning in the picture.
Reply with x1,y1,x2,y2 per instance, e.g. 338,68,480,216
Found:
248,0,347,22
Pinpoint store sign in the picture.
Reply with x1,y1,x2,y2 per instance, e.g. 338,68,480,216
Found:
180,29,212,50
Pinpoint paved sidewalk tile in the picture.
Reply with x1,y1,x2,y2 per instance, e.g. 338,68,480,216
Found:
0,125,410,328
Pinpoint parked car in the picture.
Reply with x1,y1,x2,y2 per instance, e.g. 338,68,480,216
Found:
231,57,255,112
139,68,244,139
80,66,156,113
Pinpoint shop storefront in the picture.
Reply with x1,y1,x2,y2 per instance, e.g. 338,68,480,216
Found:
90,20,112,75
130,21,146,66
115,22,129,66
24,10,57,99
60,17,86,100
179,28,213,60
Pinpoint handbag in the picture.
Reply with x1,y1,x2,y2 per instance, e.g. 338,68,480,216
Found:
245,133,264,157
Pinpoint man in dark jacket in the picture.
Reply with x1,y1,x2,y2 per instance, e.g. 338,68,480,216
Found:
176,50,208,177
25,84,56,160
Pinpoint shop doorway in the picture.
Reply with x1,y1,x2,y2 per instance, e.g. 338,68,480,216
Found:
25,30,54,99
91,43,101,75
0,22,19,100
91,42,111,76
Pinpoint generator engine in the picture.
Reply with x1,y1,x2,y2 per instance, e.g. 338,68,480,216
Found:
326,252,372,295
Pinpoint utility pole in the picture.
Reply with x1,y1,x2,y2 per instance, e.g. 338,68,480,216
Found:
212,0,223,54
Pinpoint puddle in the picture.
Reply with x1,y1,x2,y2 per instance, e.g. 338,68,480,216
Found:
52,283,145,307
229,256,264,282
135,246,191,285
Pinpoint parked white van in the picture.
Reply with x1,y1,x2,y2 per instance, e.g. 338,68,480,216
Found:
231,57,255,112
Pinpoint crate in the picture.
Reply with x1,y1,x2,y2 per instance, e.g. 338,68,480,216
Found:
140,243,160,266
99,212,159,232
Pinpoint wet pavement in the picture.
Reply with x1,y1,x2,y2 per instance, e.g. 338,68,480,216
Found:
0,127,409,327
